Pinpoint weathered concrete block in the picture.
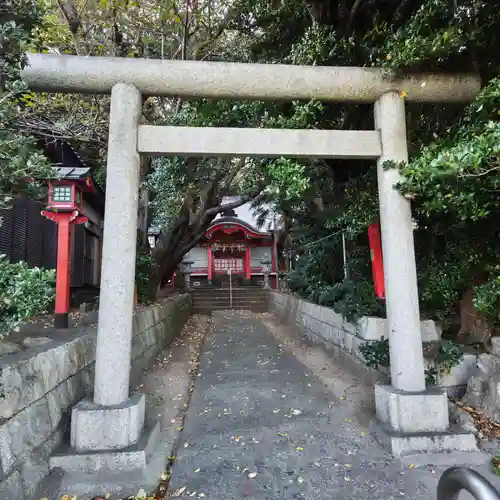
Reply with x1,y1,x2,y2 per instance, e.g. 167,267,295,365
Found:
438,353,477,388
343,331,354,353
0,470,23,500
485,376,500,422
386,430,478,457
0,396,53,476
51,421,159,474
491,337,500,357
342,319,357,336
375,384,449,432
0,342,22,357
20,428,64,498
320,307,344,329
478,353,500,374
350,336,365,360
356,317,440,342
420,319,442,342
357,316,386,340
22,336,52,349
70,393,145,452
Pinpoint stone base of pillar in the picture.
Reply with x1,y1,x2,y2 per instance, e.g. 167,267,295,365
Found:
50,393,160,475
50,420,160,475
375,384,478,458
70,393,146,451
375,384,449,432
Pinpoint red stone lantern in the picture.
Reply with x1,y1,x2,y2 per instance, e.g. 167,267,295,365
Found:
41,167,96,328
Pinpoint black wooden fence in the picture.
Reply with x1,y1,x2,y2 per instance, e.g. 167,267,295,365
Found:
0,198,57,270
0,198,100,289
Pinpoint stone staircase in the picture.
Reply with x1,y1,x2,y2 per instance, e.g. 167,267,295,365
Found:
191,286,269,314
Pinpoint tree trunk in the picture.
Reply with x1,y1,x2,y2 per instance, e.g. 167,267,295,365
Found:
151,210,215,292
151,188,266,294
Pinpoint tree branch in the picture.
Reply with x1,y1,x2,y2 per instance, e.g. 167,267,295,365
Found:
205,188,266,216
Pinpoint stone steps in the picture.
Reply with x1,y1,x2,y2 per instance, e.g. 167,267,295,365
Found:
191,288,269,314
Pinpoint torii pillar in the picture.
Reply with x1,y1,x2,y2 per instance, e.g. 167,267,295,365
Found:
68,82,148,454
373,92,451,447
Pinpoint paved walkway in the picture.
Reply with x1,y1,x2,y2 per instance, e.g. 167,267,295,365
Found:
168,311,433,500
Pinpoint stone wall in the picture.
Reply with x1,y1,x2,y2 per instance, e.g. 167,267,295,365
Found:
0,294,191,498
268,291,476,390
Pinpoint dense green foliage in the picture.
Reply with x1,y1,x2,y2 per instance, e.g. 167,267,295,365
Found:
0,0,53,208
0,255,55,336
257,0,500,332
3,0,500,333
135,253,154,303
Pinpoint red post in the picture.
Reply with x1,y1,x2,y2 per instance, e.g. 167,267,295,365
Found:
271,243,277,274
245,247,251,280
207,246,213,283
55,218,72,322
42,210,88,328
368,223,385,300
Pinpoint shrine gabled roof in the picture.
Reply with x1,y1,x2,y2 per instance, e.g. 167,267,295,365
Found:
205,216,272,239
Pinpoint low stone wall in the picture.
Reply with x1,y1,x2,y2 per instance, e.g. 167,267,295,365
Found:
0,294,191,498
268,291,476,390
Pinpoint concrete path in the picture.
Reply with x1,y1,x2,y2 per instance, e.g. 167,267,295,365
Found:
168,311,433,500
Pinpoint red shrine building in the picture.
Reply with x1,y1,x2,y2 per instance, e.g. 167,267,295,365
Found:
183,197,278,288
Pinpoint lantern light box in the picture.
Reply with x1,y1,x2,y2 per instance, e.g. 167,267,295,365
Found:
47,166,95,213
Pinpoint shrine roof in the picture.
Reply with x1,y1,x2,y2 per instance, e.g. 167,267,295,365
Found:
216,196,275,232
205,216,272,239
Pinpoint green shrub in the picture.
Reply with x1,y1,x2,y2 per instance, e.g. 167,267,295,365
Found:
359,337,390,369
0,254,55,337
359,337,464,386
136,253,154,303
473,272,500,329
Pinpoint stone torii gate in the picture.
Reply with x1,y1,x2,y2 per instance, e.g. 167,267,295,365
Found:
22,54,480,465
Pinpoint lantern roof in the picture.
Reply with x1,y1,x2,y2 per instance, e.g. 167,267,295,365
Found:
52,166,92,180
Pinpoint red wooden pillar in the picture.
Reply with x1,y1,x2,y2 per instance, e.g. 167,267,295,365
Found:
368,223,385,300
245,247,251,280
55,218,72,326
271,241,277,289
207,246,213,282
41,210,88,328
